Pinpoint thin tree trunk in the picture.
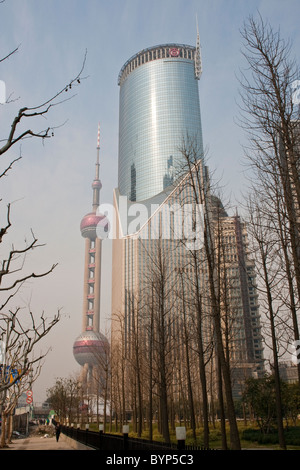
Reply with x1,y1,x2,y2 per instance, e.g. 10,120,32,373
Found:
261,255,286,450
217,357,228,450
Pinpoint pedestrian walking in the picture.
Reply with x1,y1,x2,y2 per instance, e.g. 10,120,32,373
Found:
55,423,61,442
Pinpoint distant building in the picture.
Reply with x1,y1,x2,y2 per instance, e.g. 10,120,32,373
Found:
216,211,265,397
278,361,298,384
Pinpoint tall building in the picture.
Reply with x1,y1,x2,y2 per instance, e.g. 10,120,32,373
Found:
73,125,109,387
216,211,265,397
117,42,203,202
112,38,204,352
111,33,264,422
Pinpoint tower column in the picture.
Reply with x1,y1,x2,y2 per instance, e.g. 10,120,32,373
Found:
82,238,91,332
93,237,102,332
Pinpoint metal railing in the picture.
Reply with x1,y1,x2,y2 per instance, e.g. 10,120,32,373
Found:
61,425,211,451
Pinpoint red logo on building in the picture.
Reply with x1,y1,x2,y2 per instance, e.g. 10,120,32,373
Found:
169,48,180,57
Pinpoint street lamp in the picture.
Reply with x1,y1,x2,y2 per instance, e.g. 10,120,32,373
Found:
176,426,186,450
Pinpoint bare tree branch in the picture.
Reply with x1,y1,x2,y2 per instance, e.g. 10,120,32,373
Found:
0,45,19,64
0,49,87,155
0,203,11,243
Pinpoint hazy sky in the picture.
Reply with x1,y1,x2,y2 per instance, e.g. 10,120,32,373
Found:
1,0,299,403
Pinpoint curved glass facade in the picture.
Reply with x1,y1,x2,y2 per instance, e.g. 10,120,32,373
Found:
118,44,204,202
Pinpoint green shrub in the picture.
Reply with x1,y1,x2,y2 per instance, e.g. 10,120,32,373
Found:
242,426,300,446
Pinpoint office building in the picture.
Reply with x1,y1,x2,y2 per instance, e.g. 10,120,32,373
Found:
217,212,265,397
111,34,264,419
118,42,203,202
112,38,204,350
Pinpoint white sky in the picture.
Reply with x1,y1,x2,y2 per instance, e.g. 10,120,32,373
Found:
0,0,299,403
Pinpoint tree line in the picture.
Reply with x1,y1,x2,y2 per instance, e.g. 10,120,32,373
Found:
109,14,300,451
0,39,86,447
1,12,299,452
47,15,300,452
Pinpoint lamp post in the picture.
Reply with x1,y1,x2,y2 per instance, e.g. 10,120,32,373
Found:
176,426,186,450
85,423,89,446
123,424,129,450
99,423,104,450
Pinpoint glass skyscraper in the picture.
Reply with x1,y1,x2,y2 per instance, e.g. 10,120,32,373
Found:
111,38,264,428
111,41,204,369
118,43,203,202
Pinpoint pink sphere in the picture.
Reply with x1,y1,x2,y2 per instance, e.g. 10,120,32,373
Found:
73,330,109,367
80,212,106,239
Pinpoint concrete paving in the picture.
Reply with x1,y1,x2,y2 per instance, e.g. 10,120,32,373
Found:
0,433,92,451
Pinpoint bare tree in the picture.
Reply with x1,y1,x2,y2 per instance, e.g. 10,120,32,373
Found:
176,247,212,447
0,39,86,443
110,311,128,432
142,239,177,443
238,13,300,449
92,336,110,431
176,137,241,450
246,192,287,449
47,376,82,425
0,307,60,446
238,13,300,319
0,47,86,157
126,291,145,437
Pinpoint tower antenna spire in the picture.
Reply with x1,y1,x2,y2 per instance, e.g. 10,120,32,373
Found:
96,122,100,175
97,122,100,150
92,122,102,211
195,14,203,79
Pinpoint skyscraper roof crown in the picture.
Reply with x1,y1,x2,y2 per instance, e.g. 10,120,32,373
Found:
118,43,197,86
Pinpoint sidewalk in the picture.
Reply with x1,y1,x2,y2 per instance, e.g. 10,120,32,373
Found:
0,433,92,451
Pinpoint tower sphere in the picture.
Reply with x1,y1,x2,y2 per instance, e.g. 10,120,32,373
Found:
73,330,109,367
80,212,106,238
92,179,102,190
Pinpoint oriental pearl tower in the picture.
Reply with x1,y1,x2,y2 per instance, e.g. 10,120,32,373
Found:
73,124,109,387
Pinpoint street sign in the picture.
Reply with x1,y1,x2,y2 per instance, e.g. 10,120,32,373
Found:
26,390,33,404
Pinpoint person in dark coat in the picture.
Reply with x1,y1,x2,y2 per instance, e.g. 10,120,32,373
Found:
55,423,61,442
